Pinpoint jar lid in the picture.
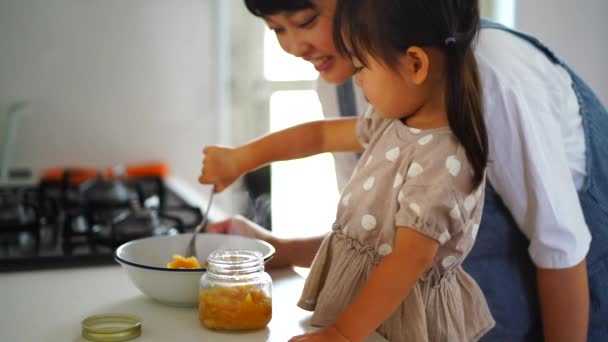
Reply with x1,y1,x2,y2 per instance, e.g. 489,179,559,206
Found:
81,313,142,342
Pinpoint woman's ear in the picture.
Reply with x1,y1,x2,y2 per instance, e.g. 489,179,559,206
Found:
404,46,430,85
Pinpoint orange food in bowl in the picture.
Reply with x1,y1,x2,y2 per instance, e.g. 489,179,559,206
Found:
199,285,272,331
166,255,201,269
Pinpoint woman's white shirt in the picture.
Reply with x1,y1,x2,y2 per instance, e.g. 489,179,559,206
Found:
475,28,590,269
315,28,591,269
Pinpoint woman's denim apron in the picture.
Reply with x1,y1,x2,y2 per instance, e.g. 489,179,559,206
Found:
463,20,608,341
337,19,608,342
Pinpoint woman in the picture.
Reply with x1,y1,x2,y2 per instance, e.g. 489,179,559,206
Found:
205,0,608,340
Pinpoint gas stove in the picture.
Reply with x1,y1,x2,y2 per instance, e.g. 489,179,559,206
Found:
0,174,202,272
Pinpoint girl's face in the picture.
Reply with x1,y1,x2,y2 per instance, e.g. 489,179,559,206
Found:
352,56,422,120
264,0,355,84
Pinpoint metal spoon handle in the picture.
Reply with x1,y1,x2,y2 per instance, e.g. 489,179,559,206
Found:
195,186,215,234
185,185,215,258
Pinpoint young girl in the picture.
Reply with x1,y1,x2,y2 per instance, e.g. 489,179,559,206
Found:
200,0,494,340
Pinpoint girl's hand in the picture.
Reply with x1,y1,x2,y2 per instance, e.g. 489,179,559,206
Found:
289,325,351,342
198,145,243,192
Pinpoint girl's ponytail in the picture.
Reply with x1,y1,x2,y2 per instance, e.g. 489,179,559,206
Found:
333,0,488,187
443,2,488,188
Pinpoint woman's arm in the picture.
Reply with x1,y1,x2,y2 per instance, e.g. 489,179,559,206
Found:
291,228,438,342
205,215,325,268
277,235,327,268
537,260,589,342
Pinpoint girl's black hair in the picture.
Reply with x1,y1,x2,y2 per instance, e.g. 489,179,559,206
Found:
334,0,488,187
244,0,315,17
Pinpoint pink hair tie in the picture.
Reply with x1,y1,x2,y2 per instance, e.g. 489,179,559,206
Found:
444,36,457,46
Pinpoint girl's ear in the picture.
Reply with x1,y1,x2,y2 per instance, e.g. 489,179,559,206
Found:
404,46,430,85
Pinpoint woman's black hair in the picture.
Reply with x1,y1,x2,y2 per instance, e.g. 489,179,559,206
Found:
244,0,315,17
334,0,488,187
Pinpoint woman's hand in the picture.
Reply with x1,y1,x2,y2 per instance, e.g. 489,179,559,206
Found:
206,215,286,269
289,325,351,342
206,215,327,269
206,215,275,242
198,145,244,192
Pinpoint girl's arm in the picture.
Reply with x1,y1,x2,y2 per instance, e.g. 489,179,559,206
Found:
537,260,589,342
200,117,361,192
332,227,438,341
236,117,361,171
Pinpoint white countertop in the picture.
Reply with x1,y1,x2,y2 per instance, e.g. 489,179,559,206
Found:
0,265,387,342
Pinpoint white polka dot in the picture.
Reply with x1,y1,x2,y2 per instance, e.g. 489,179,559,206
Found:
471,224,480,238
364,107,374,118
409,203,421,216
438,231,451,245
361,215,377,231
385,147,400,162
417,134,433,145
378,243,393,256
407,162,424,177
393,172,403,188
464,194,477,212
362,142,369,149
449,204,461,219
409,127,421,134
363,177,375,191
364,155,373,167
445,155,462,177
441,255,458,268
398,191,404,202
341,193,351,207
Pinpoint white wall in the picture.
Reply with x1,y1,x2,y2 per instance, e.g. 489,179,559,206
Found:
515,0,608,105
0,0,230,209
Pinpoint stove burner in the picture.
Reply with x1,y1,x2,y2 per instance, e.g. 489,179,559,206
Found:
0,188,42,252
0,189,37,224
0,177,202,271
81,175,133,208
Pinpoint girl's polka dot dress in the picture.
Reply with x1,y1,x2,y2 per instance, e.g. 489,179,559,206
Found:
298,109,496,341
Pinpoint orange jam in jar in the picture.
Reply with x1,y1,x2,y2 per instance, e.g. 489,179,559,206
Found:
199,249,272,331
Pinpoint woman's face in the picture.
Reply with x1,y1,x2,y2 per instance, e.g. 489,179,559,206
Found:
264,0,355,84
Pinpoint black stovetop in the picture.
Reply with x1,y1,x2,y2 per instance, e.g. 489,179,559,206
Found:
0,176,202,272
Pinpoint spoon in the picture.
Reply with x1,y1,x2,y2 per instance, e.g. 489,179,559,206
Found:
184,185,215,259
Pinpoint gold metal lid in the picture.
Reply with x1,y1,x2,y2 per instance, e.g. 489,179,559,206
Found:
81,313,142,342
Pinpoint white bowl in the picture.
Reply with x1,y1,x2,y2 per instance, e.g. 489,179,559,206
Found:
114,233,275,307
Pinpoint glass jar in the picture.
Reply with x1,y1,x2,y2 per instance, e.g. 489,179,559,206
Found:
198,249,272,331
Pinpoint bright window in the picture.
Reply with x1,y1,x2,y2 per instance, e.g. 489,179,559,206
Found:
269,91,339,238
263,28,339,238
481,0,516,27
